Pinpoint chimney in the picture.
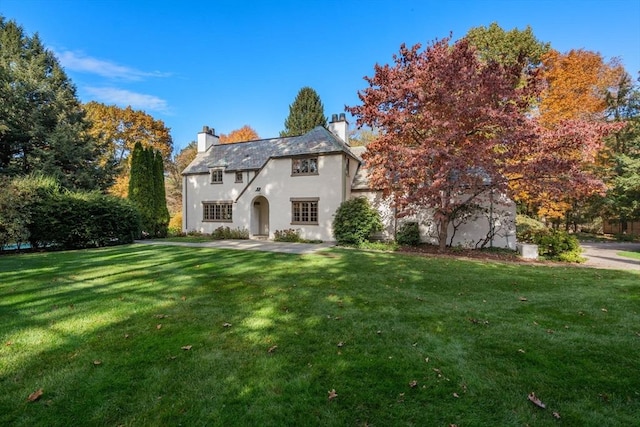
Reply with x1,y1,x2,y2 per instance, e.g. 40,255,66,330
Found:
197,125,220,152
328,113,349,145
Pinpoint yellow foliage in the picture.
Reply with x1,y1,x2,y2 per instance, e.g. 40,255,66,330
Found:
108,174,129,198
168,212,182,231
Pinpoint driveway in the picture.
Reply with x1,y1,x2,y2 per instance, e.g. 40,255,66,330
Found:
136,239,335,255
580,242,640,271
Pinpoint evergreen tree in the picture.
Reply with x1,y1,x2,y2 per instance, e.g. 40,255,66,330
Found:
153,150,170,237
280,87,327,137
128,142,169,237
599,73,640,225
0,17,106,190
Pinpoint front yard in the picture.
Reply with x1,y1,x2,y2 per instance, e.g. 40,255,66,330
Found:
0,244,638,426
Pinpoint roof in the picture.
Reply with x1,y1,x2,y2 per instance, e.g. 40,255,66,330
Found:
350,145,374,191
182,126,359,175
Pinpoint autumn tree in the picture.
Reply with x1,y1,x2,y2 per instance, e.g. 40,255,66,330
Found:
166,141,197,216
219,125,260,143
0,17,105,190
84,102,173,197
538,49,625,127
523,49,627,223
280,87,327,137
348,37,618,249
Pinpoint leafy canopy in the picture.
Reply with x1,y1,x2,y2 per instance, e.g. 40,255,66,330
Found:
84,101,173,197
219,125,260,143
348,36,619,248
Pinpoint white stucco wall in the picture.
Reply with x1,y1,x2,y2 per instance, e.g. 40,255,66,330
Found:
352,189,516,249
183,153,353,241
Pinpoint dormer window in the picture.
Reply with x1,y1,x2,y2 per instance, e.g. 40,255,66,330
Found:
292,156,318,176
210,169,223,184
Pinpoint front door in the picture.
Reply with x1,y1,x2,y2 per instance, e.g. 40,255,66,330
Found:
252,196,269,236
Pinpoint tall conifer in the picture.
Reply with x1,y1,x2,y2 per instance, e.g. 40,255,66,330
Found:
280,87,327,137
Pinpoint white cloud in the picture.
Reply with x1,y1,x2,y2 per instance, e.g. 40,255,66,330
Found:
57,50,170,81
85,87,169,113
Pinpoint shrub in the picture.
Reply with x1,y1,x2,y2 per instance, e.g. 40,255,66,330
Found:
211,226,249,240
516,214,546,243
168,213,183,236
274,229,302,242
333,198,383,245
396,222,421,246
28,191,141,249
522,228,582,261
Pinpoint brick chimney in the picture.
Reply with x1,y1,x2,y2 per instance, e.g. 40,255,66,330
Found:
197,126,220,152
328,113,349,145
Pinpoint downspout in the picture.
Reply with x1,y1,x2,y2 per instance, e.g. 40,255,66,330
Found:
182,175,188,232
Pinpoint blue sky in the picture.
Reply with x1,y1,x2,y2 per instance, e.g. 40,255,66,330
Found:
2,0,639,153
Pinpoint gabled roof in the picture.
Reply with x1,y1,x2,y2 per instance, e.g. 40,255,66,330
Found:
182,126,358,175
350,145,374,190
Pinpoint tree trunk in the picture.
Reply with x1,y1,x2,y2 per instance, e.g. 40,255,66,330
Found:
438,218,449,251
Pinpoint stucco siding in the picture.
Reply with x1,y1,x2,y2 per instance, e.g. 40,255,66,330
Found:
351,190,516,249
183,154,348,241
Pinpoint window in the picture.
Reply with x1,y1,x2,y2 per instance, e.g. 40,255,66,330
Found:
235,171,243,183
292,156,318,175
291,198,319,224
210,169,223,184
203,202,233,222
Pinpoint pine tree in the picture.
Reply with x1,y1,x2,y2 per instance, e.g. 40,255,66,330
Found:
0,17,105,190
280,87,327,137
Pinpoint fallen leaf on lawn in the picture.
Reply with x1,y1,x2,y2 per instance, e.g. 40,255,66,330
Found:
528,392,546,409
181,296,186,301
223,322,232,328
519,297,528,301
124,334,130,339
328,389,338,400
518,349,526,353
268,345,278,353
546,329,554,334
337,341,344,347
553,411,561,419
453,392,460,398
156,324,162,330
5,341,12,346
533,321,539,326
601,308,608,312
27,388,43,402
181,345,192,351
93,360,102,366
409,380,418,388
155,314,168,319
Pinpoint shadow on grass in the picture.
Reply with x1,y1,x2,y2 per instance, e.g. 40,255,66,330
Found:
1,244,639,426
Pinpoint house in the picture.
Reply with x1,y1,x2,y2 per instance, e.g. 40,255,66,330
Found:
181,114,516,249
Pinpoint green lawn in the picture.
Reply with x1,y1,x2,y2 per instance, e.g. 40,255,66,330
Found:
618,250,640,260
1,245,638,426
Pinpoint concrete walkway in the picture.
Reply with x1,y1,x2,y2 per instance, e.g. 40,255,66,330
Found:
580,242,640,271
135,239,335,255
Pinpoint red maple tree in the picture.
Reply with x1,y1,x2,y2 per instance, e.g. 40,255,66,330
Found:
348,36,619,249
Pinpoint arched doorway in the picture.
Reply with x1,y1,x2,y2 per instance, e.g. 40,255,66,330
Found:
251,196,270,238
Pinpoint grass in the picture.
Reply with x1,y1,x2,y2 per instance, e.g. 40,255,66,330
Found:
1,244,638,426
618,250,640,260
